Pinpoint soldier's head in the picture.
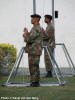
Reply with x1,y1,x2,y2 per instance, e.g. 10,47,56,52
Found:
44,15,52,24
31,14,41,24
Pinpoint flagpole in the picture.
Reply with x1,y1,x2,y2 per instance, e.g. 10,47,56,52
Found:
33,0,36,14
52,0,55,73
52,0,55,26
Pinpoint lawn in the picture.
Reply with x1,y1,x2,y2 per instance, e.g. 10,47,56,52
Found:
0,76,75,100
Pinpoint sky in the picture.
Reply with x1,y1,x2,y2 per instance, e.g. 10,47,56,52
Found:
0,0,75,68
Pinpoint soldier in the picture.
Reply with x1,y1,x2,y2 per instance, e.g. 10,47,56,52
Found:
42,14,55,77
23,14,42,87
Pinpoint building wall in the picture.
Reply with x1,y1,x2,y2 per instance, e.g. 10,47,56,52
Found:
0,0,75,67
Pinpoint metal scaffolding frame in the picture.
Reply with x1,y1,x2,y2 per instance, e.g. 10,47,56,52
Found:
56,43,75,76
4,44,71,87
4,43,75,86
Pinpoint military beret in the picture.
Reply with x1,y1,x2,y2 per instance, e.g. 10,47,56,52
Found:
31,14,41,19
44,15,52,20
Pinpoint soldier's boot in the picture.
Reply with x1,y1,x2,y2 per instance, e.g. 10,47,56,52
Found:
30,81,40,87
45,71,52,78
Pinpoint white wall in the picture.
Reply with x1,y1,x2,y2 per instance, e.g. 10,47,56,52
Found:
0,0,75,67
55,0,75,67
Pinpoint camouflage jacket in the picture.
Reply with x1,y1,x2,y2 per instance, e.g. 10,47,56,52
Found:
24,24,42,55
43,23,55,48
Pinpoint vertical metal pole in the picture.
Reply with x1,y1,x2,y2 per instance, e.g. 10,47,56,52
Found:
33,0,36,14
51,0,55,75
52,0,55,25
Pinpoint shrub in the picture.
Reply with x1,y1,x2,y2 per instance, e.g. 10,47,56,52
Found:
0,43,17,74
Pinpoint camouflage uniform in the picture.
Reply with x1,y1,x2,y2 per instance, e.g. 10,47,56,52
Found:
43,23,55,72
24,24,42,82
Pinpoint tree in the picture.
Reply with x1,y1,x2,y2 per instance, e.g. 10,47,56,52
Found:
0,44,17,74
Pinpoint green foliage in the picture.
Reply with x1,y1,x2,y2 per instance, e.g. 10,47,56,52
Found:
0,43,17,73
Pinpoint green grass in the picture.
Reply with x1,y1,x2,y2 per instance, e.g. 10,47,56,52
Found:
0,76,75,100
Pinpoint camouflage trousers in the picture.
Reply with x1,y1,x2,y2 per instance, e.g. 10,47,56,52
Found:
44,48,54,72
28,54,40,82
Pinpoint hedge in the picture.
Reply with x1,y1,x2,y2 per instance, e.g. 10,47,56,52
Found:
0,43,17,74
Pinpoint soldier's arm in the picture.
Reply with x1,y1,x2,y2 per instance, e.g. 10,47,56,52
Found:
43,27,54,40
24,28,41,43
47,26,54,37
51,31,55,48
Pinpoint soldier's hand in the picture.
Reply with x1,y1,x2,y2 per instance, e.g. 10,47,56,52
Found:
41,27,45,33
23,33,26,38
53,44,56,48
24,27,29,34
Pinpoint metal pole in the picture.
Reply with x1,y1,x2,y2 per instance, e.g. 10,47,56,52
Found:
33,0,36,14
52,0,55,25
51,0,55,75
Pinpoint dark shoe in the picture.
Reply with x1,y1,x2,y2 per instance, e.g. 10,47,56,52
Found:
30,82,40,87
45,71,52,78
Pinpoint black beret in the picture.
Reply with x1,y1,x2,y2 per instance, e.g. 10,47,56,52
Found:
31,14,41,19
44,15,52,20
